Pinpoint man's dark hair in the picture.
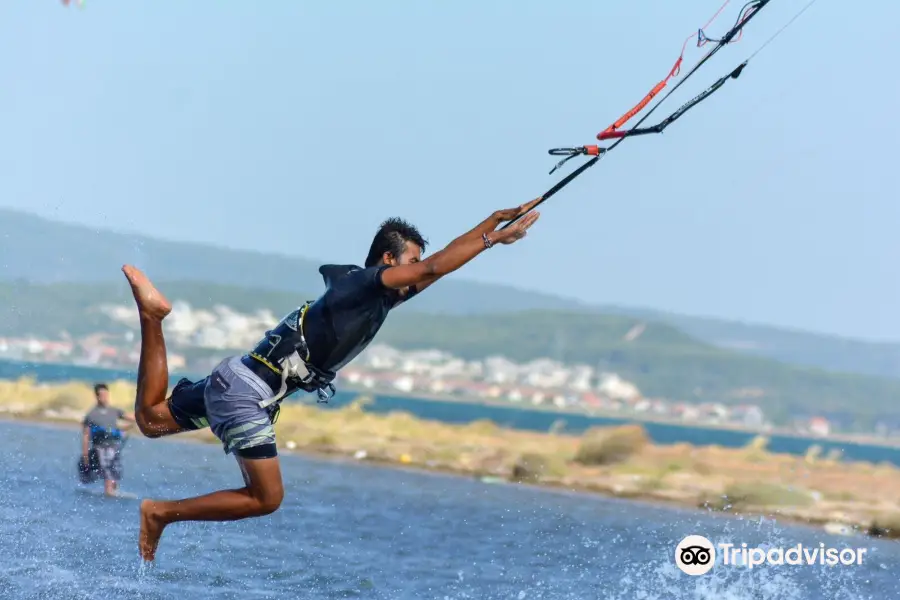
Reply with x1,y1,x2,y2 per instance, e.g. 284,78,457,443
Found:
94,383,108,395
364,218,427,267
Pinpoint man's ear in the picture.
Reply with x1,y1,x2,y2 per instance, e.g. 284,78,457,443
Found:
382,251,396,266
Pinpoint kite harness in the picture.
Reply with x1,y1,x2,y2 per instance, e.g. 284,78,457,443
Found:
502,0,821,230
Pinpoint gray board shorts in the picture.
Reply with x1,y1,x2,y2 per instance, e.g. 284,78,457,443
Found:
167,356,280,459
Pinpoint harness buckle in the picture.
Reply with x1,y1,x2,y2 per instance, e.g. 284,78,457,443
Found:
316,383,336,404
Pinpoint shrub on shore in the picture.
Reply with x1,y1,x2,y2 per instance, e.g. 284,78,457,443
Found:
868,513,900,539
573,424,649,466
511,452,564,483
702,481,814,511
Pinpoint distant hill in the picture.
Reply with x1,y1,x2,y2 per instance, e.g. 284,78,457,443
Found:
0,208,585,315
603,308,900,382
2,207,899,379
2,279,900,429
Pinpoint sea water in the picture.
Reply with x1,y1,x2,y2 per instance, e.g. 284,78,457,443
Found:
0,421,896,599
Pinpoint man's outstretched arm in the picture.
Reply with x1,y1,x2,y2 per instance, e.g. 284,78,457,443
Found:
403,197,543,294
381,201,541,291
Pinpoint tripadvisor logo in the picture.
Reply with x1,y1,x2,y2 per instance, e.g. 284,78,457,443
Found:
674,535,868,575
675,535,716,576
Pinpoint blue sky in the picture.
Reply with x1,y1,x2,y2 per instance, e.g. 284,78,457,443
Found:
1,1,897,341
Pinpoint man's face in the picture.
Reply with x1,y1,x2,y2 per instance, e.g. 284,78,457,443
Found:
383,241,422,295
96,388,110,407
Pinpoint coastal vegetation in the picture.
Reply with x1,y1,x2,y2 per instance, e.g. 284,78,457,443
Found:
3,376,900,540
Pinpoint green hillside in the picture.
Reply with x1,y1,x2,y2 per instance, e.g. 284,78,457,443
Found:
2,280,899,428
612,307,900,380
375,311,900,427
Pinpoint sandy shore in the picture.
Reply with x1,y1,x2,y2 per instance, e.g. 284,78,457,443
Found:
358,386,900,450
3,377,900,541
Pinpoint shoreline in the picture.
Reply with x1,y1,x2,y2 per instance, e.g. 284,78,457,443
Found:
4,356,897,449
4,411,896,542
352,386,900,449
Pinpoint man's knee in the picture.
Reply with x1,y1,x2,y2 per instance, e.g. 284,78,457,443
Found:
135,412,167,438
239,451,284,516
134,412,156,437
257,497,282,516
136,402,191,438
253,484,284,516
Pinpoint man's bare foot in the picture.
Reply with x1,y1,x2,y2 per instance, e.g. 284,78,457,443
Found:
122,265,172,321
139,499,167,562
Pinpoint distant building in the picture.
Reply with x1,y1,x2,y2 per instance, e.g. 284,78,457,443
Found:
568,364,594,392
167,353,187,370
809,417,831,437
732,404,766,428
484,356,519,384
391,375,415,393
598,373,641,402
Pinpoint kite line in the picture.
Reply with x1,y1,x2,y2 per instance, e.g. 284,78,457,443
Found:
502,0,821,230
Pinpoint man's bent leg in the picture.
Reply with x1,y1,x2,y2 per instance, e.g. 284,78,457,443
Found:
122,265,182,437
139,452,283,561
137,356,280,561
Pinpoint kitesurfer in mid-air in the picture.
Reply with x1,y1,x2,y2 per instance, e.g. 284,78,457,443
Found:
123,199,541,561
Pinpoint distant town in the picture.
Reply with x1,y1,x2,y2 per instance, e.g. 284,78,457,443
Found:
0,299,854,439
